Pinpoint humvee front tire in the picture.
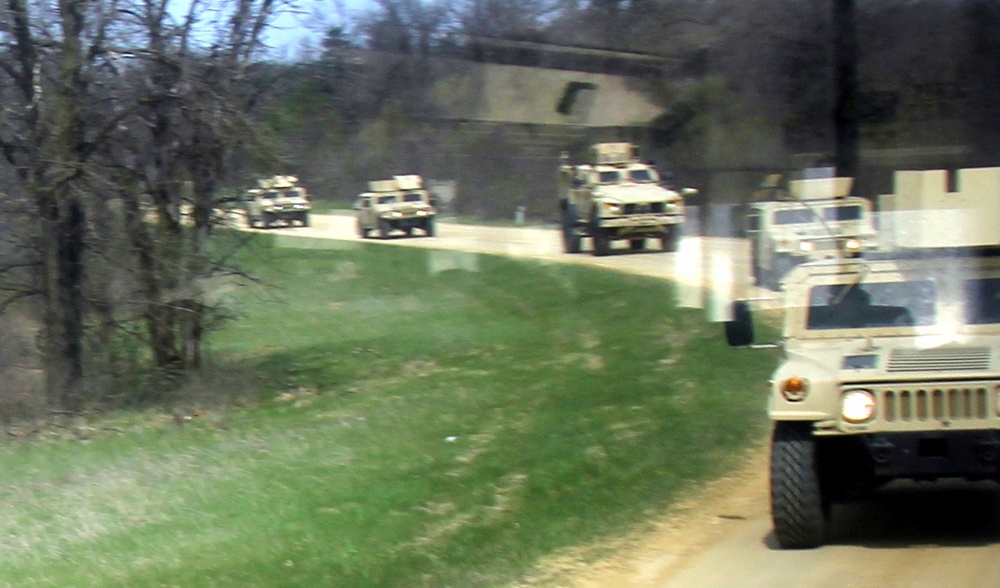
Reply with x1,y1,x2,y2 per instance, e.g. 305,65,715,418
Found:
770,421,828,549
591,218,611,256
562,204,582,253
300,212,310,227
660,226,680,252
424,217,436,237
357,219,370,238
379,218,392,239
262,212,275,229
629,238,645,251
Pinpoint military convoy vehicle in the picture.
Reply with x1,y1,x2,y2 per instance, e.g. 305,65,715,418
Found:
725,167,1000,549
354,175,437,239
558,143,693,256
746,175,878,290
244,175,311,228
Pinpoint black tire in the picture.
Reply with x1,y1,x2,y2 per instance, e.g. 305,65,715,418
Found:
403,226,413,237
246,214,257,229
591,228,611,256
262,212,274,229
660,226,680,252
379,218,392,239
300,212,310,227
591,213,611,256
562,205,582,253
629,238,645,251
770,421,828,549
357,219,369,239
424,217,436,237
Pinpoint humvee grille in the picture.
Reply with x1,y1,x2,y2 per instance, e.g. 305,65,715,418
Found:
623,203,665,215
886,347,991,372
880,386,991,423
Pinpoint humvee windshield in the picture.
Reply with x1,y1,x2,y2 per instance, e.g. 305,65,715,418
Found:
598,171,621,184
402,193,424,203
963,277,1000,324
773,208,817,225
264,191,278,199
281,190,300,198
824,204,863,221
377,195,398,204
806,280,935,330
628,169,657,183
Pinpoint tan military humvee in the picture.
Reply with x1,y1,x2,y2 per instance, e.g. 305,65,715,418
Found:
558,143,694,256
725,167,1000,549
245,175,311,229
746,175,878,290
354,175,436,239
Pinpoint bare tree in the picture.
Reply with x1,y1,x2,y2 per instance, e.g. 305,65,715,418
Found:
0,0,285,410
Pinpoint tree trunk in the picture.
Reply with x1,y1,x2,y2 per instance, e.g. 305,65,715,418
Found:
40,0,89,409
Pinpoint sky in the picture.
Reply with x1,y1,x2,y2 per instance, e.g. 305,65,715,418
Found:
168,0,374,60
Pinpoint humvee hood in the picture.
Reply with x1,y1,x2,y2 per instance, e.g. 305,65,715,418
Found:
595,184,679,203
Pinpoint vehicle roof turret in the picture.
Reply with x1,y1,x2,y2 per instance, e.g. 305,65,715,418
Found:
257,175,300,190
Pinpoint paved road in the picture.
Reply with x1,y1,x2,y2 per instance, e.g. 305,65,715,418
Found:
257,212,765,321
253,212,1000,588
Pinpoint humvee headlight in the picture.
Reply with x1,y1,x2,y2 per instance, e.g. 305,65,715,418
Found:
603,202,623,215
416,209,428,216
844,238,862,251
779,377,808,402
842,389,876,423
798,241,815,252
390,211,403,218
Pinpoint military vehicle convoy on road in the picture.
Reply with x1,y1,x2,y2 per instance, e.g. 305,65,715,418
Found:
746,175,878,290
725,167,1000,549
244,175,311,228
354,175,437,239
558,143,692,256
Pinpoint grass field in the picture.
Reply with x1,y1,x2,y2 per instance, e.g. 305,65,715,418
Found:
0,235,778,587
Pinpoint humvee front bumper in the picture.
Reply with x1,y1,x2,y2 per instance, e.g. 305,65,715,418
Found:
381,213,434,230
598,214,682,233
836,430,1000,478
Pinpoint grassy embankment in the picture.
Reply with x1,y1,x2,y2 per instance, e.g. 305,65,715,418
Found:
0,234,778,587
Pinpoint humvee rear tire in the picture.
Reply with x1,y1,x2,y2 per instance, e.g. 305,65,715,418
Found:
591,226,611,256
562,205,582,253
379,218,392,239
660,226,680,252
770,421,828,549
629,238,645,251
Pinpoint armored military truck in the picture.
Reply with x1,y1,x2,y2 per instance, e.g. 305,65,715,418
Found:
746,175,878,290
354,175,436,239
725,167,1000,549
245,175,311,228
558,143,693,256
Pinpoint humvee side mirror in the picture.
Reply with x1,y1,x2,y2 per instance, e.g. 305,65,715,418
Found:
681,187,698,197
724,300,755,347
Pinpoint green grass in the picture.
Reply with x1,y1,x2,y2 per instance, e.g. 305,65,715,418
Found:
0,235,778,587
